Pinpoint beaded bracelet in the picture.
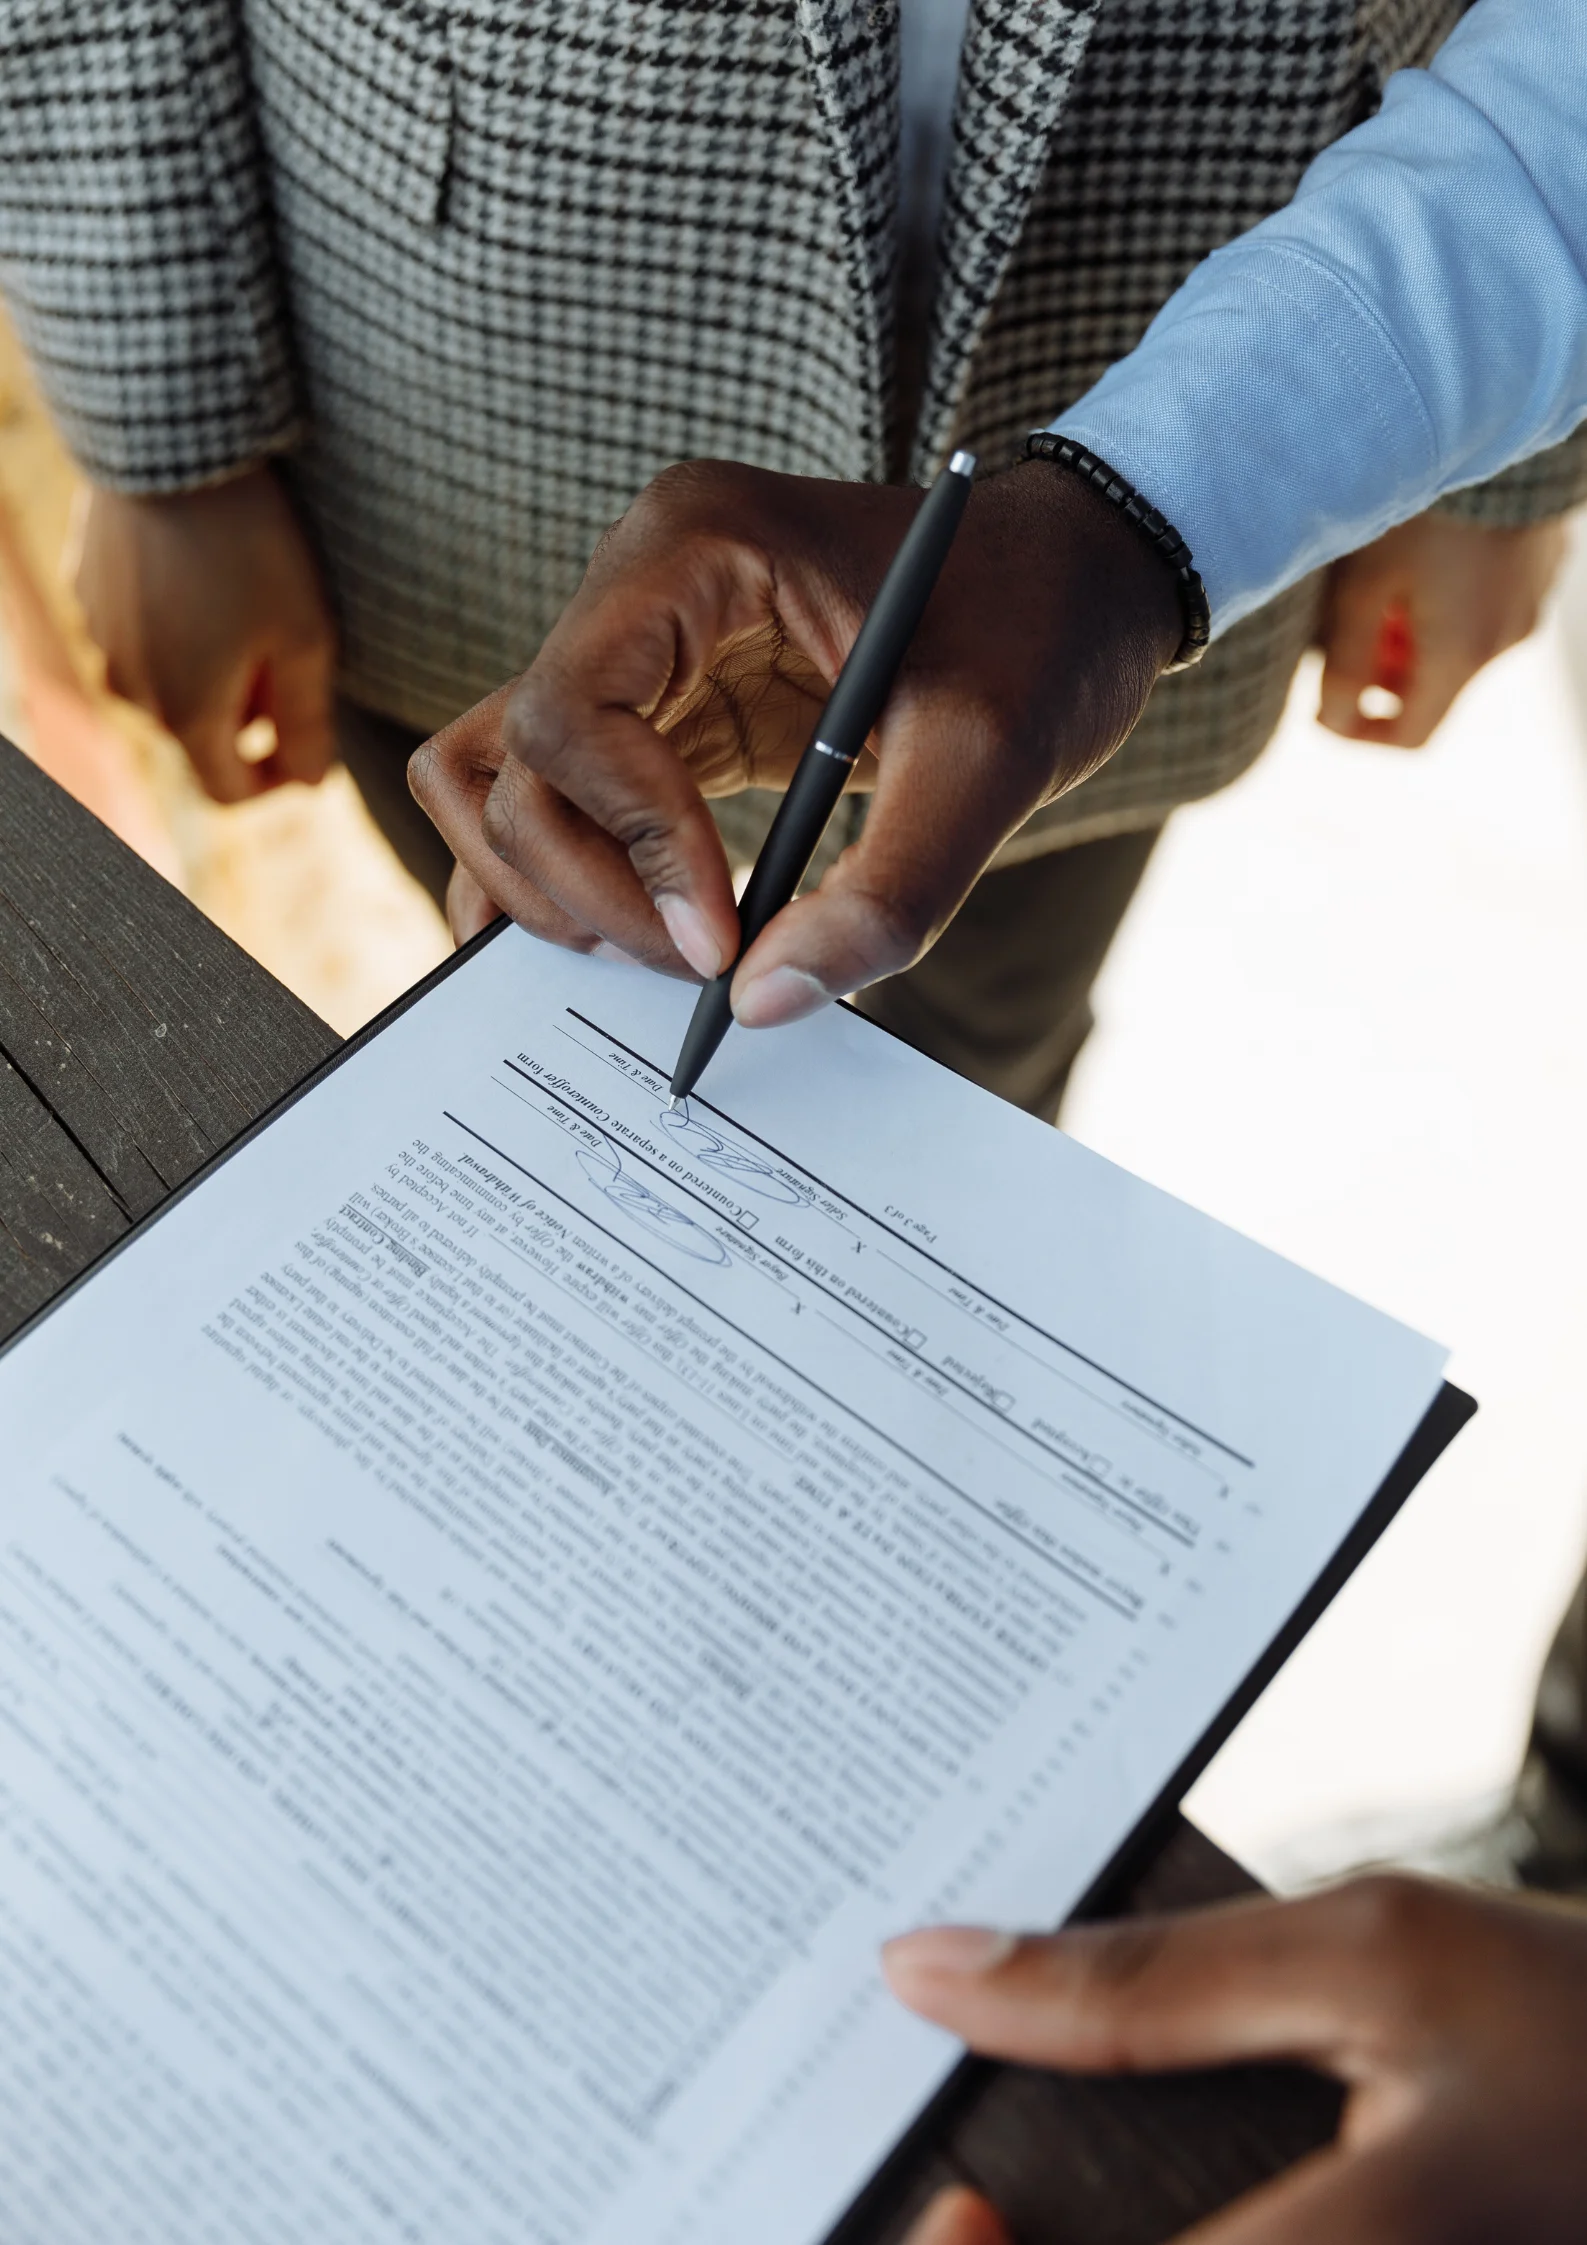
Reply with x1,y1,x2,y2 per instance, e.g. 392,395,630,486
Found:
1022,430,1211,671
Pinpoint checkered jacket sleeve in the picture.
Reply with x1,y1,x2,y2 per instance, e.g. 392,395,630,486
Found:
0,0,299,491
1438,422,1587,528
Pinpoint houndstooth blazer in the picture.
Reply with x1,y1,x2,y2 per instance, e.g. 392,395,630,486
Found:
2,0,1583,856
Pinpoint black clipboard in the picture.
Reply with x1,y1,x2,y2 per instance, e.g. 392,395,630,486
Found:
0,919,1478,2240
827,1375,1475,2245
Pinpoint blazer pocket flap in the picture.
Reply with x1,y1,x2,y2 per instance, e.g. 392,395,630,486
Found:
257,1,452,230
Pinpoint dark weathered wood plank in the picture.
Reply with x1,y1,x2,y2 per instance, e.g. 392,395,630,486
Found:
0,1047,129,1326
0,737,338,1339
0,743,1342,2240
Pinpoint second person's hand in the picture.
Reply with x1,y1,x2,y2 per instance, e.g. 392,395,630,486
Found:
77,463,338,803
1317,510,1567,747
410,458,1182,1020
884,1874,1587,2244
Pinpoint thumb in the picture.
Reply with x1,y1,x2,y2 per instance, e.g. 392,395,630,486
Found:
1318,572,1409,741
257,641,337,787
882,1890,1403,2079
171,677,273,804
902,2186,1011,2245
730,696,1028,1028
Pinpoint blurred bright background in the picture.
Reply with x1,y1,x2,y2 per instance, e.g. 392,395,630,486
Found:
1069,530,1587,1886
2,311,1584,1890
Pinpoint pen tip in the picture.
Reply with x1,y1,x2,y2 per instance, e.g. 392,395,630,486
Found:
948,448,977,478
667,1095,679,1111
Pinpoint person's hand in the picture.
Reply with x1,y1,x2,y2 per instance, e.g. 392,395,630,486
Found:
1317,510,1567,747
445,858,503,946
76,463,337,802
410,459,1181,1014
884,1874,1587,2244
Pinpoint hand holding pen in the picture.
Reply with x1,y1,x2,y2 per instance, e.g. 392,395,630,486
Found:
669,450,977,1097
413,455,1185,1020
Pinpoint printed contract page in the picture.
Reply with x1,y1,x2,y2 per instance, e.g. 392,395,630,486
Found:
0,930,1447,2245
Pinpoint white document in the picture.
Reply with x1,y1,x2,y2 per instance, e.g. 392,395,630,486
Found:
0,929,1448,2245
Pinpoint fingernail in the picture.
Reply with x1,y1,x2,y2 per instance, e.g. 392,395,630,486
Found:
591,940,635,965
655,893,722,981
882,1926,1017,1978
732,966,831,1029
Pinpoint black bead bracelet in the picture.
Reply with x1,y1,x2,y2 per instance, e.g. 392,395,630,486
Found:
1022,429,1211,671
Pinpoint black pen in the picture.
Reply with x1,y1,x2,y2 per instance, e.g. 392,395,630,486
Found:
668,448,977,1103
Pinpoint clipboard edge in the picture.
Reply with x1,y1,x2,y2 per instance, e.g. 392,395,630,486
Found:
0,924,1478,2238
0,917,512,1362
825,1375,1477,2245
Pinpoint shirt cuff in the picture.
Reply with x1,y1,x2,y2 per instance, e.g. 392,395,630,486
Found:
1050,240,1439,635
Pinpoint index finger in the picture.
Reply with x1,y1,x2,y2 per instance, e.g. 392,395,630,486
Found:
483,519,788,973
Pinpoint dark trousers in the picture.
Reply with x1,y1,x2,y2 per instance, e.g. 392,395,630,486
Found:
338,698,459,906
849,828,1160,1120
337,696,1160,1122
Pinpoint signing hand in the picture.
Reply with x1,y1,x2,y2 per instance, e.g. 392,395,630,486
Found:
77,463,337,802
884,1875,1587,2243
410,459,1180,1020
1318,510,1567,747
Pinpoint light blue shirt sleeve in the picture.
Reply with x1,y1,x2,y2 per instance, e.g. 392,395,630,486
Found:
1052,0,1587,635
